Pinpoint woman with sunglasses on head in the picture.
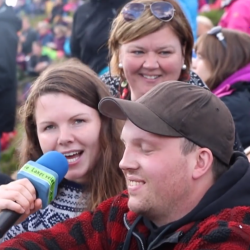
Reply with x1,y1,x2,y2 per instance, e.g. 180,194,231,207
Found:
101,0,243,151
102,0,206,101
0,59,126,242
192,27,250,149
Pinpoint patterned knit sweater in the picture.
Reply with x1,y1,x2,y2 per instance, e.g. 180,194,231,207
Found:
1,178,89,242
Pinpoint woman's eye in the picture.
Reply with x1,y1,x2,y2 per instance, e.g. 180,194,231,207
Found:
74,119,84,124
44,125,55,130
160,51,171,55
132,50,144,55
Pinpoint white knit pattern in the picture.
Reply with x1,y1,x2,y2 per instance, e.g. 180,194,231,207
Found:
2,179,89,242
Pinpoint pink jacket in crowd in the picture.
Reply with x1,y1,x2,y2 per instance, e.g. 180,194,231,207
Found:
219,0,250,35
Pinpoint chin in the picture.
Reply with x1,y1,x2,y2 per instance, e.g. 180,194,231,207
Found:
128,198,145,214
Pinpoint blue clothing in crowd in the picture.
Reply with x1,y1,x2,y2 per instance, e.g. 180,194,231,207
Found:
178,0,198,41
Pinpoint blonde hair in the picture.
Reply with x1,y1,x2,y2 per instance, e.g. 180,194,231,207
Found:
197,15,214,29
109,0,194,81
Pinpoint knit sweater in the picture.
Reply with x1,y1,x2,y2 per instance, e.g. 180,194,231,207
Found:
1,179,89,242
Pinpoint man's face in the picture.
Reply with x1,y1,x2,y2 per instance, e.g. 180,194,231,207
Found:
120,120,195,226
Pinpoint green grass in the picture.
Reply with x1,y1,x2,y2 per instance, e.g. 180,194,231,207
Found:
200,9,224,26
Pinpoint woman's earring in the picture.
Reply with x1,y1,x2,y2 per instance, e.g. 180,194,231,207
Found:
182,64,187,70
118,63,123,68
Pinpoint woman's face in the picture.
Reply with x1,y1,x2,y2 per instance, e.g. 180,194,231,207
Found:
119,26,185,100
35,93,102,184
192,52,211,83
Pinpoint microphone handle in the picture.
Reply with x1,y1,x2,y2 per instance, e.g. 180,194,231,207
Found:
0,209,22,238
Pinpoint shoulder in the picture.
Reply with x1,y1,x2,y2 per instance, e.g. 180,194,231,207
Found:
221,82,250,108
180,207,250,249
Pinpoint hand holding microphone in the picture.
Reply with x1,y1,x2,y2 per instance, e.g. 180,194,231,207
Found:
0,178,41,225
0,151,68,238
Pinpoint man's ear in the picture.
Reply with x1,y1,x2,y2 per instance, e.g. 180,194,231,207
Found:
192,148,213,180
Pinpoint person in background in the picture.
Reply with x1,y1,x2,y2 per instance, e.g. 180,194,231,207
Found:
101,0,243,153
47,24,66,51
19,16,38,55
49,0,64,24
37,21,54,46
0,59,125,242
193,26,250,149
26,41,51,77
1,81,250,249
0,0,21,162
197,15,214,38
219,0,250,35
103,0,205,101
70,0,129,74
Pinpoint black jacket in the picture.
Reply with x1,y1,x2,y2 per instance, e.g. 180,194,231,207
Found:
0,3,21,134
70,0,129,74
221,81,250,149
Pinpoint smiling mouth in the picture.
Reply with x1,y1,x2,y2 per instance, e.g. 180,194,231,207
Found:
63,151,83,163
141,74,160,80
128,180,145,186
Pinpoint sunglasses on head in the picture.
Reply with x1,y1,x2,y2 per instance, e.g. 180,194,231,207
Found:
121,1,175,22
207,26,227,48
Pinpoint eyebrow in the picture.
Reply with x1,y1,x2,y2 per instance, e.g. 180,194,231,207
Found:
128,45,175,50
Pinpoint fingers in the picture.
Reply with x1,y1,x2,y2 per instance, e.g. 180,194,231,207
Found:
15,199,42,225
0,178,37,215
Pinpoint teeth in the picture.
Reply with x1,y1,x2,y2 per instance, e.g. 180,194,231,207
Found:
63,151,80,157
128,180,144,186
67,157,79,163
143,75,158,79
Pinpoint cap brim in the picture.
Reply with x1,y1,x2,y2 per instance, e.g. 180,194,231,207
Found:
98,97,182,137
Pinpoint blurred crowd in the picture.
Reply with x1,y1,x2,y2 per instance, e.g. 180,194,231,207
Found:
0,0,250,248
0,0,250,163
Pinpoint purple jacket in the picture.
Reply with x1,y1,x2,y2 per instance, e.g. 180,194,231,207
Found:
219,0,250,35
213,63,250,97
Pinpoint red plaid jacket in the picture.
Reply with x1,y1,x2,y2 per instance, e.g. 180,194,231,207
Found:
1,190,250,250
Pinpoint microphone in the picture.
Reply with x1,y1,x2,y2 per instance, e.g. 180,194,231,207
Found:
0,151,68,238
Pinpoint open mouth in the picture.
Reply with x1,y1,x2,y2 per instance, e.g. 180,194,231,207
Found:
63,151,83,163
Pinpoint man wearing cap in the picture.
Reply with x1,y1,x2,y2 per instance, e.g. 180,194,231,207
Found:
1,81,250,250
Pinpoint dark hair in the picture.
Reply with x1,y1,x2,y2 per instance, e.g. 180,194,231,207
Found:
181,138,228,181
109,0,194,82
195,28,250,90
18,59,126,210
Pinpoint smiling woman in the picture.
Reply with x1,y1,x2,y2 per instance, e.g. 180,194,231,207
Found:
0,59,126,242
101,0,207,100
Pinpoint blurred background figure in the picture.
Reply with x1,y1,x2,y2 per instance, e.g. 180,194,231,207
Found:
0,0,21,163
219,0,250,35
193,27,250,149
70,0,129,75
37,21,53,46
197,15,214,38
19,16,38,55
26,41,51,77
178,0,198,41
